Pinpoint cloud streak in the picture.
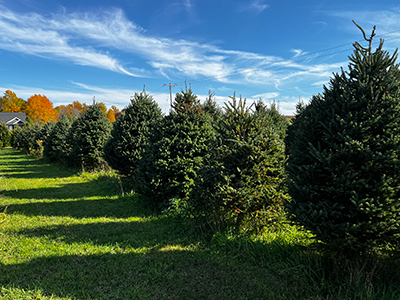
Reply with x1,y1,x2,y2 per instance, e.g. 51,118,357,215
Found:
0,5,351,93
328,8,400,49
0,8,143,76
238,0,270,15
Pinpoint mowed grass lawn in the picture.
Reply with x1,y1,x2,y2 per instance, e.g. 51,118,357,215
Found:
1,148,399,300
0,148,296,300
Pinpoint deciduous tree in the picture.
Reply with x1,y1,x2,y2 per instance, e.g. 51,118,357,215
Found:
106,109,116,123
26,94,58,123
0,90,26,112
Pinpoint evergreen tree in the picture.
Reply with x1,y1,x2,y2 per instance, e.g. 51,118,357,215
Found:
253,99,289,137
192,95,287,230
136,88,215,210
201,90,223,125
10,126,22,149
286,25,400,254
44,114,72,163
14,123,45,157
104,91,163,177
0,122,10,148
67,104,111,171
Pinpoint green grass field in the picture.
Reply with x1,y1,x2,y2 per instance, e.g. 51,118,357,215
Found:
1,148,399,300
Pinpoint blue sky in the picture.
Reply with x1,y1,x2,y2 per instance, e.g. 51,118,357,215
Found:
0,0,399,115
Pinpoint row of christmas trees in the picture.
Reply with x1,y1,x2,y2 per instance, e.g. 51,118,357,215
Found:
6,25,400,256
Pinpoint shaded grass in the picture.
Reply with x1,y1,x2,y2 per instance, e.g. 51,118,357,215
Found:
1,147,400,299
0,148,286,299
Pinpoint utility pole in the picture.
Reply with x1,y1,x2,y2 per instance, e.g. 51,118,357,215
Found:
164,83,177,110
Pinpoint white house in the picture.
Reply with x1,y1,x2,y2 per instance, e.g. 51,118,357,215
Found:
0,112,26,131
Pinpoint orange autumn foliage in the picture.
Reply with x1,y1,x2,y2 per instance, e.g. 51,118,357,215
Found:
97,102,107,114
111,105,120,114
106,109,116,123
55,101,88,118
1,90,27,112
26,94,58,123
8,101,24,112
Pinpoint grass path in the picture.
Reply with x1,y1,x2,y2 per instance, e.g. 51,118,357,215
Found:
2,148,399,300
0,148,288,300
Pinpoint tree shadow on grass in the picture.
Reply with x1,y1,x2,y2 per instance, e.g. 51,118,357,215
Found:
0,164,77,179
4,194,149,219
15,212,193,250
0,151,77,179
1,175,121,201
0,249,284,300
1,205,289,299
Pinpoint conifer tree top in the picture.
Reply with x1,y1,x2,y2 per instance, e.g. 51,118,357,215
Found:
352,20,376,56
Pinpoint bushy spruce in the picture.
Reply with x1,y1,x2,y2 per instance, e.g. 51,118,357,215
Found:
192,95,288,230
104,91,162,177
43,114,72,163
201,90,223,125
34,121,55,158
10,126,22,149
136,88,215,210
253,99,289,137
11,122,52,157
67,104,111,171
286,28,400,254
0,122,10,148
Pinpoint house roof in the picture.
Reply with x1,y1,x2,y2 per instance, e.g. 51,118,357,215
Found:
0,112,26,124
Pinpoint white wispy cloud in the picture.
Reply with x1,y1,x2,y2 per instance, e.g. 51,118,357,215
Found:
0,8,143,76
291,49,307,58
0,5,347,92
252,92,280,99
0,83,172,113
328,8,400,49
238,0,270,15
240,61,344,89
1,81,302,116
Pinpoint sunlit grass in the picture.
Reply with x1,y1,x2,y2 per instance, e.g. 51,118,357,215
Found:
1,147,399,300
1,148,286,299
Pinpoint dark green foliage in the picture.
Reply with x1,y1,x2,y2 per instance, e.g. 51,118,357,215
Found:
38,121,55,145
11,123,47,157
253,99,289,137
201,90,223,125
10,126,22,149
191,95,288,231
43,114,72,163
136,89,215,210
104,91,162,177
286,37,400,254
67,104,111,171
0,122,10,148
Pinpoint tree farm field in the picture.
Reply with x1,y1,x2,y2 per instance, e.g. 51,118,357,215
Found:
1,147,400,300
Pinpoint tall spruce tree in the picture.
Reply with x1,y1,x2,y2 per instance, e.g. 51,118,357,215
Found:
191,95,287,230
104,91,162,177
286,24,400,254
136,88,215,210
68,104,111,171
43,114,72,163
0,122,10,148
